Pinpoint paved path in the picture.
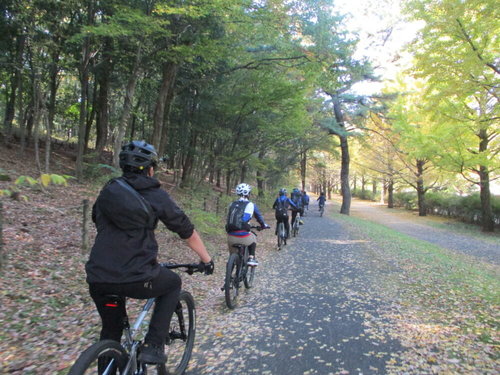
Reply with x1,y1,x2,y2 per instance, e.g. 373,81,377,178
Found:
349,199,500,266
190,207,401,374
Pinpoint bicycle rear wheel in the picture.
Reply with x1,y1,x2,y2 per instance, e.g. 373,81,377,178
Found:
67,340,128,375
277,222,284,250
292,219,299,237
224,253,240,309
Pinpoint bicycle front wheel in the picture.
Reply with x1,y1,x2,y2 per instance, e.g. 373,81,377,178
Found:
224,253,240,309
67,340,128,375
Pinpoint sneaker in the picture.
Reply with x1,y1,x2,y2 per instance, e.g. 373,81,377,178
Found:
247,256,259,267
299,220,304,225
138,343,167,364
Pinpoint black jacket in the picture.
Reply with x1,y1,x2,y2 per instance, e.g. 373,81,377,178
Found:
85,173,194,284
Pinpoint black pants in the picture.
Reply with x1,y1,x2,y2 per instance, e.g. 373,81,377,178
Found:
275,215,290,237
89,268,181,346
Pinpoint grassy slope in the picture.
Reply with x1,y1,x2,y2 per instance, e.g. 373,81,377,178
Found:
0,144,277,374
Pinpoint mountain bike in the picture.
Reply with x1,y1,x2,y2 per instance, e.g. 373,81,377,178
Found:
276,221,287,250
319,203,325,217
224,226,263,309
292,212,301,237
68,263,201,375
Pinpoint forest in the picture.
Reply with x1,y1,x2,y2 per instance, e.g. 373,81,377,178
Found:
1,0,499,231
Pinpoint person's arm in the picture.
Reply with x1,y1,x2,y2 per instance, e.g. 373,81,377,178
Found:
252,204,268,227
185,230,211,263
288,198,297,208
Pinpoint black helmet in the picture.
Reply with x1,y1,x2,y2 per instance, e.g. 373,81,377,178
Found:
119,140,158,171
279,188,287,196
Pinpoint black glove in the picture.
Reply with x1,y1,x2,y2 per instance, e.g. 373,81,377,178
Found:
198,260,214,275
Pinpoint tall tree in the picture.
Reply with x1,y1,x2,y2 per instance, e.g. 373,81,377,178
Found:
404,0,500,231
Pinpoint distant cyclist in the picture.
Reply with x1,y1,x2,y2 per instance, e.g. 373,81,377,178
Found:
86,140,214,365
272,188,297,239
302,190,310,212
317,192,327,211
225,183,270,266
290,188,304,228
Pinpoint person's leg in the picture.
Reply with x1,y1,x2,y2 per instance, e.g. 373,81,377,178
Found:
122,268,181,347
291,211,297,227
89,283,126,342
284,216,290,238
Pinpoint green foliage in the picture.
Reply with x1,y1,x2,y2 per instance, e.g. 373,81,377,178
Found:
393,191,418,210
83,163,121,185
185,208,224,237
352,188,376,201
15,174,74,188
395,190,500,227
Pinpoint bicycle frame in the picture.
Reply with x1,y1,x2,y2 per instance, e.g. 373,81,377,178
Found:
100,263,198,375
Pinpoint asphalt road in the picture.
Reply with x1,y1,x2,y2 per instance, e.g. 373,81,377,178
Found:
189,205,402,375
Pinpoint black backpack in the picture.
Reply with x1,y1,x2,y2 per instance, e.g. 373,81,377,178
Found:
275,198,288,220
291,193,302,209
225,200,250,232
97,177,156,231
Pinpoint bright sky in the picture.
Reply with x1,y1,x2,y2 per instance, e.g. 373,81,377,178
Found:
332,0,423,94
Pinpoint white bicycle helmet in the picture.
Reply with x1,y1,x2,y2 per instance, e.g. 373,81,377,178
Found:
235,183,252,196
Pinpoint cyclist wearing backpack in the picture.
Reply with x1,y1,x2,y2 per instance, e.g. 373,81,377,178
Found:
317,191,327,209
272,188,297,238
302,190,310,211
85,140,214,365
226,183,270,267
290,187,304,228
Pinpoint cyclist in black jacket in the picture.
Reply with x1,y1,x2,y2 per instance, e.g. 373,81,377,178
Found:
85,140,214,365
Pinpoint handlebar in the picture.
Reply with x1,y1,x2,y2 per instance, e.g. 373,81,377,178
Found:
160,262,202,275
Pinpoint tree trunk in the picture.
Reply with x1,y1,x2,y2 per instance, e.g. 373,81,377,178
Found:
416,159,426,217
32,75,42,173
478,129,494,232
113,45,143,168
240,162,247,183
300,150,307,190
3,34,25,143
95,42,113,158
76,40,90,181
152,62,178,150
159,68,178,156
387,179,394,208
256,150,266,198
181,131,198,187
333,98,351,215
76,0,95,180
45,51,60,172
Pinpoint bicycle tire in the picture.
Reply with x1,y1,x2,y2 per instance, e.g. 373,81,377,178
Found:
224,253,240,309
161,291,196,375
244,262,255,289
277,222,284,250
67,339,128,375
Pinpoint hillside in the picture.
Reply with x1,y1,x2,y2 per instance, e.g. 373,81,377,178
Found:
0,142,276,374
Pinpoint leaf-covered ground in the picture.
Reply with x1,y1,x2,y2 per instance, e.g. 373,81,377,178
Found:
1,147,498,374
